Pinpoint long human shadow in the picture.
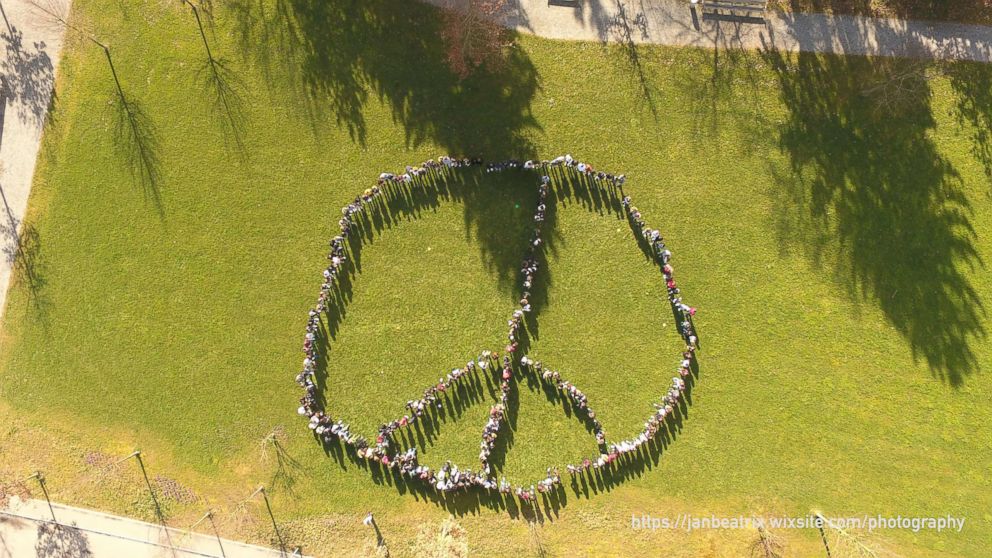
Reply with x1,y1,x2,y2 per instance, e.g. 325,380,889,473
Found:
309,166,698,521
309,167,551,436
224,0,540,156
319,312,699,523
319,169,624,465
761,46,986,386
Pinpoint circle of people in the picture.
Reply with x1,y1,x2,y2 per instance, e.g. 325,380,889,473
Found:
295,154,699,504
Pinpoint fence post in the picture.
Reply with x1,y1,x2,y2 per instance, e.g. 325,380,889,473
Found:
125,450,178,557
249,486,287,553
24,471,56,523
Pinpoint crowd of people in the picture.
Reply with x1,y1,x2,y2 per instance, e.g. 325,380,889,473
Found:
295,155,700,504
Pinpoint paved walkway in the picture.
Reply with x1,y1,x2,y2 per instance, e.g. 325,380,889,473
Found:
0,497,297,558
428,0,992,62
0,0,65,323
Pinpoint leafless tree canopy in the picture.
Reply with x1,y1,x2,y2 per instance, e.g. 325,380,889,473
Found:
440,0,512,79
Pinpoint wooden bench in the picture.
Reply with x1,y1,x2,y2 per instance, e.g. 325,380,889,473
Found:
697,0,767,17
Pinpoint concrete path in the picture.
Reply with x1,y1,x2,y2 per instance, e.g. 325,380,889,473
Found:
428,0,992,62
0,497,299,558
0,0,65,323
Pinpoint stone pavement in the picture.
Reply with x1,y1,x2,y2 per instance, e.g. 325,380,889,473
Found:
427,0,992,62
0,0,65,324
0,497,300,558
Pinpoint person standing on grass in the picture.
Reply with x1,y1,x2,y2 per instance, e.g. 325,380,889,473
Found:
364,511,386,548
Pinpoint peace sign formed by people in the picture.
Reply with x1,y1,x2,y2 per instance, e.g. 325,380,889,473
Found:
295,155,699,505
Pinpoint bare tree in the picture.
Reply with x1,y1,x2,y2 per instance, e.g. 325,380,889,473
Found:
0,474,32,509
749,525,785,558
859,57,935,115
414,516,467,558
439,0,512,79
815,513,902,558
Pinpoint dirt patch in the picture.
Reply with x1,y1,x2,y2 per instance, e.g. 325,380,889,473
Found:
0,476,32,510
153,475,200,505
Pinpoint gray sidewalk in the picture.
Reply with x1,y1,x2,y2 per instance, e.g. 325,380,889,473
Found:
427,0,992,62
0,0,65,323
0,497,298,558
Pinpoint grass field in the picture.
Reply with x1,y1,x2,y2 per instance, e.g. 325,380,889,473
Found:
1,1,991,556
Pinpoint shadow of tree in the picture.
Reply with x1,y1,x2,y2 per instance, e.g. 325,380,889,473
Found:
944,60,992,188
673,38,777,152
1,21,54,129
762,47,986,385
601,0,658,118
195,54,247,151
225,0,540,156
268,439,305,495
7,221,45,305
35,522,92,558
0,181,47,313
110,89,163,214
185,1,249,155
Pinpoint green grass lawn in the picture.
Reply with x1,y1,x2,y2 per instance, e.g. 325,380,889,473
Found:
1,1,991,556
